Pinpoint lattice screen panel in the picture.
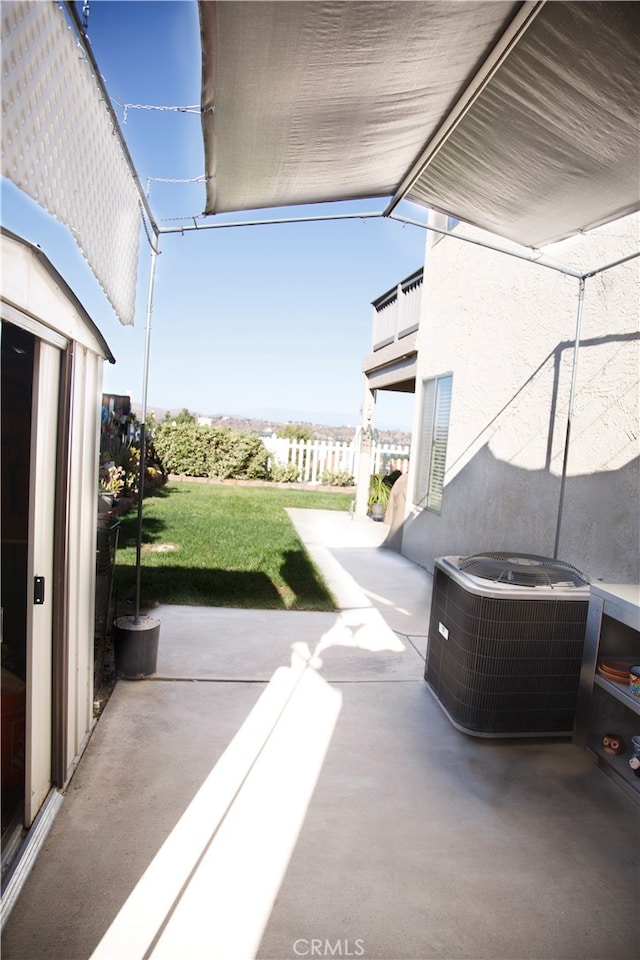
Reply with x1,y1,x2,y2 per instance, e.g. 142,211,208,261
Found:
2,0,141,326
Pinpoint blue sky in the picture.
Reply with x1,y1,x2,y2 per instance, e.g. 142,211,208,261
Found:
2,1,428,430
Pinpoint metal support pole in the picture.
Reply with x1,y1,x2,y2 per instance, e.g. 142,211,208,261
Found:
134,244,159,623
159,209,385,235
553,276,586,559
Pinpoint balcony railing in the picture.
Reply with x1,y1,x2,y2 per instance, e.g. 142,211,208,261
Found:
371,268,423,351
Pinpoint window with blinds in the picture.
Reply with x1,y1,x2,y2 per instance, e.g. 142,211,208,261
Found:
414,374,452,513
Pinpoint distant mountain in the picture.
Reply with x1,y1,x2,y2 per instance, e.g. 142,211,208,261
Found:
134,405,410,446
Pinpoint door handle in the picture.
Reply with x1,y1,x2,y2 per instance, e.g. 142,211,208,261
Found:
34,576,45,605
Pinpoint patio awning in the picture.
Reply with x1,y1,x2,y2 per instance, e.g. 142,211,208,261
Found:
200,0,640,248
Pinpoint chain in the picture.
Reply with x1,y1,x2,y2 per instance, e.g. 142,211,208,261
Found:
145,175,209,201
157,214,208,223
116,99,203,125
146,175,209,185
139,201,157,252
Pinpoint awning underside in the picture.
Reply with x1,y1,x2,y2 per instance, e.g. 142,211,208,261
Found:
200,0,640,249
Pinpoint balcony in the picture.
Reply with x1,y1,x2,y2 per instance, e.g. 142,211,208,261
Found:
362,268,422,393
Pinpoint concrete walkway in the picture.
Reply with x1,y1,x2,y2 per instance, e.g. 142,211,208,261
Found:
2,510,638,960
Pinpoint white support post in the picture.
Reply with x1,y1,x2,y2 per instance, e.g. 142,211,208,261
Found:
355,384,377,517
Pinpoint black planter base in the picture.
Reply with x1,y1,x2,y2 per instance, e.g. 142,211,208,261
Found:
113,615,160,679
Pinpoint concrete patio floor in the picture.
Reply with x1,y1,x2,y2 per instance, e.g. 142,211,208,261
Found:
2,509,638,960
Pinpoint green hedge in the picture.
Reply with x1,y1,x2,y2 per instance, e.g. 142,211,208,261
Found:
153,423,270,480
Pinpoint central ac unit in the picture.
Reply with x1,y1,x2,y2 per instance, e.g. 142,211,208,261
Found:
425,553,590,737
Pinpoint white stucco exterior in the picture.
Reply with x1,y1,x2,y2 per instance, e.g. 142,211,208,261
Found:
399,213,639,584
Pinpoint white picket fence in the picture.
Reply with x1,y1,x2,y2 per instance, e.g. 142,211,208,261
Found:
263,435,410,485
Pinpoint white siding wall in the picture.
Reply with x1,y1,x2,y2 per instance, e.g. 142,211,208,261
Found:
402,213,639,583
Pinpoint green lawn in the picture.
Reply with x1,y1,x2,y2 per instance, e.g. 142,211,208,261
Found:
113,482,353,611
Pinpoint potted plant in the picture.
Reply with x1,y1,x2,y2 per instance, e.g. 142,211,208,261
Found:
368,472,392,521
98,462,126,526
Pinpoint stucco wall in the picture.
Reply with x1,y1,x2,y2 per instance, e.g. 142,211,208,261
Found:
400,214,639,583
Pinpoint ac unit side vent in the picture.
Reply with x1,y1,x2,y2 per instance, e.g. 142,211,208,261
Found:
424,560,589,738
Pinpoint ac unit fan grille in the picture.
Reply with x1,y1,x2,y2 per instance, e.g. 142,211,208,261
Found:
457,552,588,588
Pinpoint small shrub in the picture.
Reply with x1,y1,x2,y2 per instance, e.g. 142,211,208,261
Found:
270,462,301,483
145,465,164,485
208,429,270,480
320,469,354,487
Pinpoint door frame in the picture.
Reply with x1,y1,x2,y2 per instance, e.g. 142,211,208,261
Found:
2,309,69,826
